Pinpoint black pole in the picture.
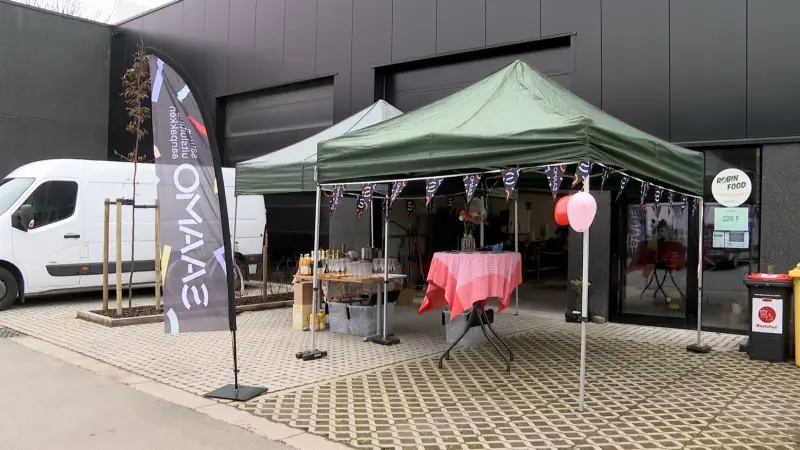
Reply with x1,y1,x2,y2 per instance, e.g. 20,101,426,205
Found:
232,330,240,390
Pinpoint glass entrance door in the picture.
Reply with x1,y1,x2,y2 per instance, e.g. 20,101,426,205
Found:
610,146,760,333
617,198,691,321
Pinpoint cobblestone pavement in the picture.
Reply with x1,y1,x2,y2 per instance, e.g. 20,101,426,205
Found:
243,330,797,449
3,294,795,450
0,295,537,395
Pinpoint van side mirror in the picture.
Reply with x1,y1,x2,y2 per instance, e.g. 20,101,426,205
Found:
11,204,34,232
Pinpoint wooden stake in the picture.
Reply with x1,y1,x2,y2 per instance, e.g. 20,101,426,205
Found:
115,199,123,316
102,199,110,313
261,243,268,301
154,200,161,310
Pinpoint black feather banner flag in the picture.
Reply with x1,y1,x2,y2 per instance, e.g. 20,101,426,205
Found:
502,169,521,201
406,199,415,216
425,177,443,206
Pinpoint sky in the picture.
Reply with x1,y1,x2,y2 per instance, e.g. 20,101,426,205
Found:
13,0,173,23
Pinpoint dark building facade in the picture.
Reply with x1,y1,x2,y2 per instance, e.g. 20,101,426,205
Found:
108,0,800,333
0,0,110,177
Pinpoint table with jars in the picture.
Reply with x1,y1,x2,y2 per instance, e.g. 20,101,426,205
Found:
295,249,406,345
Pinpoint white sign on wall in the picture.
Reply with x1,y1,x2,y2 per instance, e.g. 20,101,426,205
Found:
711,168,752,207
751,297,783,334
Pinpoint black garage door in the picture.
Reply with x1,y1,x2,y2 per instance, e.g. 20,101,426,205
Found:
222,78,334,263
387,46,573,113
223,79,334,165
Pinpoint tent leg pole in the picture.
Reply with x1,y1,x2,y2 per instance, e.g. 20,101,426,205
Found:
687,198,711,354
579,176,590,412
480,196,485,247
296,186,327,361
514,198,519,316
368,192,400,346
370,200,375,248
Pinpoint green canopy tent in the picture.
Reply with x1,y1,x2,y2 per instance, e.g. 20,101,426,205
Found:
317,60,702,197
234,100,403,195
307,60,709,408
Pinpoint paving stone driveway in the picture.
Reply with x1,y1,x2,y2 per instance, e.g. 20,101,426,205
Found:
2,295,797,449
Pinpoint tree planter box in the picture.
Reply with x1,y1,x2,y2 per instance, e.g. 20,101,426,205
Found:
76,293,292,328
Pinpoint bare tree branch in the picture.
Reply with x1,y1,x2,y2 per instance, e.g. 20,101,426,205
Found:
19,0,111,22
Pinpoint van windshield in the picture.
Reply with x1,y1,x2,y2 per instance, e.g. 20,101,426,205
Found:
0,178,35,215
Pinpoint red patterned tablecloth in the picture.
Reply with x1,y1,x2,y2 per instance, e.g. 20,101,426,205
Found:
419,251,522,319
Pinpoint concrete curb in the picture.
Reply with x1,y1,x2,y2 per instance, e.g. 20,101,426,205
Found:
75,300,293,327
9,335,353,450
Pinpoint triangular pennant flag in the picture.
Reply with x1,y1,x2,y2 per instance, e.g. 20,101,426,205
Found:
502,168,521,201
639,181,649,210
463,174,481,205
427,197,436,214
615,175,630,202
680,194,688,217
572,161,592,187
667,191,675,216
405,199,415,216
544,166,555,192
329,185,345,216
356,195,367,220
361,183,376,206
425,177,443,206
389,180,407,208
551,166,565,200
600,166,610,192
383,198,391,222
653,188,663,217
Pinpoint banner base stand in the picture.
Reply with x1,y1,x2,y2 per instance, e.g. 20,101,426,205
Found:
295,350,327,361
686,344,711,354
366,336,400,346
204,384,267,402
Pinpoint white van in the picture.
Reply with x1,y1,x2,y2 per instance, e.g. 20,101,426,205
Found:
0,159,265,310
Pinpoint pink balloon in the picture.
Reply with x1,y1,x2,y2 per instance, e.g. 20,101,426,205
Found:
567,192,597,233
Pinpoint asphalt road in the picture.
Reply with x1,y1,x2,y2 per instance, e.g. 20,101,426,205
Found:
0,339,293,450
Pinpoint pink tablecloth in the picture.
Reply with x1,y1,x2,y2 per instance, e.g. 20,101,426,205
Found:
419,251,522,319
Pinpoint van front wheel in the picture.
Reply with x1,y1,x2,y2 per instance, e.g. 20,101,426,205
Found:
0,268,19,311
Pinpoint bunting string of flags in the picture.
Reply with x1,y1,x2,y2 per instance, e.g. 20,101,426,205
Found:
322,161,701,222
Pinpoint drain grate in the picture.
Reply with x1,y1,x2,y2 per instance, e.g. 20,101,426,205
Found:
0,327,26,338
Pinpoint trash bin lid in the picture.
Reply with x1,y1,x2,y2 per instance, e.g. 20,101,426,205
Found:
746,273,792,282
